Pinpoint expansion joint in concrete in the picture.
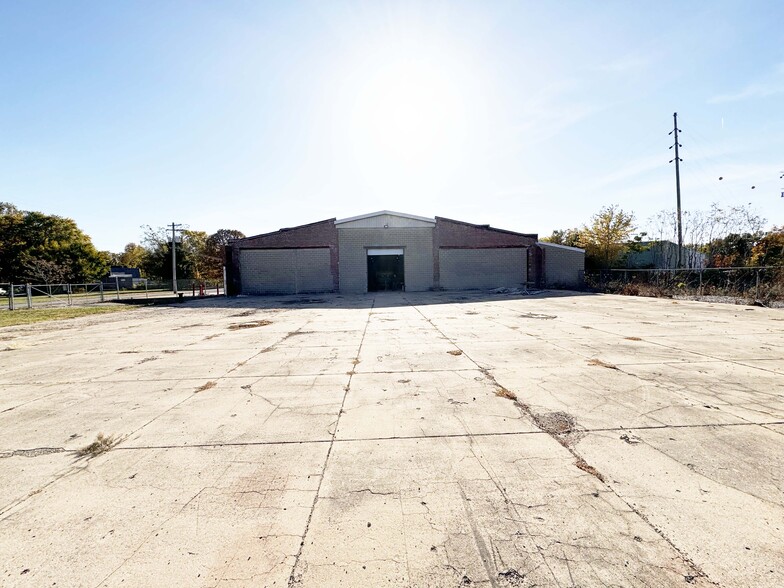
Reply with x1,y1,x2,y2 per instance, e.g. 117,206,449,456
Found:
287,297,376,586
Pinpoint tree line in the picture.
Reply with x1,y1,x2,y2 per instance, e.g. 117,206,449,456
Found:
0,202,244,284
544,203,783,270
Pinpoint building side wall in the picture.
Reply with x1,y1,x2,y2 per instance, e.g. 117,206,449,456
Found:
338,227,434,293
541,245,585,288
230,219,338,294
239,248,333,294
433,217,539,287
439,248,527,290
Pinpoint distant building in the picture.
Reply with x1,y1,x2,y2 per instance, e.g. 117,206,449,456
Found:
104,266,142,289
625,241,706,269
225,210,586,295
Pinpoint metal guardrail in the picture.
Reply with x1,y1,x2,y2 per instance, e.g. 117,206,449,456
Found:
2,280,224,310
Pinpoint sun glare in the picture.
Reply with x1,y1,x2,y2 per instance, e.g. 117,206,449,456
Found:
350,55,467,168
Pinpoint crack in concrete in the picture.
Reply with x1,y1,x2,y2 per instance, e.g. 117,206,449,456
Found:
287,298,376,587
410,299,719,586
111,418,784,452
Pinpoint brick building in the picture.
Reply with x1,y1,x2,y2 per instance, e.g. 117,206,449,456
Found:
226,211,584,295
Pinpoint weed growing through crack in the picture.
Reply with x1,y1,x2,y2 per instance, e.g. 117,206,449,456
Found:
624,337,642,341
76,434,118,458
588,358,619,370
195,381,217,393
495,386,517,401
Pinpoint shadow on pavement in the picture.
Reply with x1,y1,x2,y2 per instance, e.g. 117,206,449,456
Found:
110,288,596,310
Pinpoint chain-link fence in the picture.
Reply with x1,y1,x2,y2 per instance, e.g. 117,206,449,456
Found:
586,266,784,302
2,280,224,310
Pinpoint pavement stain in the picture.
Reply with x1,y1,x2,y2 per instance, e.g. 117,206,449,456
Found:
227,320,273,330
532,411,582,444
519,312,557,320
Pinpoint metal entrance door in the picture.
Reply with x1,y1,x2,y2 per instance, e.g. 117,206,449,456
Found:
367,249,404,291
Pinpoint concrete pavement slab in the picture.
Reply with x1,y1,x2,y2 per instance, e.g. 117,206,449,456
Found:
124,375,348,447
1,291,782,587
1,444,327,588
578,430,784,587
356,343,477,374
337,370,538,440
0,380,200,451
292,435,712,587
229,344,359,378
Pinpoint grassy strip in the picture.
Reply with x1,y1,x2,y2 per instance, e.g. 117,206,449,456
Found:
0,305,131,327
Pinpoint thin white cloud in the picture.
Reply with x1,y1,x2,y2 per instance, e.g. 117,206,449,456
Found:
709,62,784,104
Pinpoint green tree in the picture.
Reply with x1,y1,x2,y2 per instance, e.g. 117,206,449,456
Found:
204,229,245,280
707,232,762,267
749,227,784,267
140,226,186,280
114,243,149,271
580,205,637,269
180,230,210,280
542,228,583,248
0,204,109,283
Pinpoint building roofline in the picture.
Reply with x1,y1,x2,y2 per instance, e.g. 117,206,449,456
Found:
435,216,537,239
537,241,585,252
335,210,436,225
236,218,337,242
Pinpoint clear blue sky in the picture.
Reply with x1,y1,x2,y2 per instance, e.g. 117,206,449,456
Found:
1,1,782,252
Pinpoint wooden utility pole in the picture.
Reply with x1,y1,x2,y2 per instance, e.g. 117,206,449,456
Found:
171,223,182,294
669,112,683,268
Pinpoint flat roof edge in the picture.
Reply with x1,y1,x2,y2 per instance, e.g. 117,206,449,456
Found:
537,241,585,252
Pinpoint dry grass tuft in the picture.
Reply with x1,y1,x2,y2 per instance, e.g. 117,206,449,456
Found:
195,381,217,393
624,337,642,341
587,358,619,370
447,350,463,356
495,387,517,401
76,433,118,458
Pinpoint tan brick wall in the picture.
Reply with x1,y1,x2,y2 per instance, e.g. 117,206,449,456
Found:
338,228,434,293
433,217,539,286
439,248,527,290
239,248,333,294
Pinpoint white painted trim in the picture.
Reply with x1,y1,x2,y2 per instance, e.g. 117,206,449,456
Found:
537,241,585,253
335,210,435,225
367,248,404,256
